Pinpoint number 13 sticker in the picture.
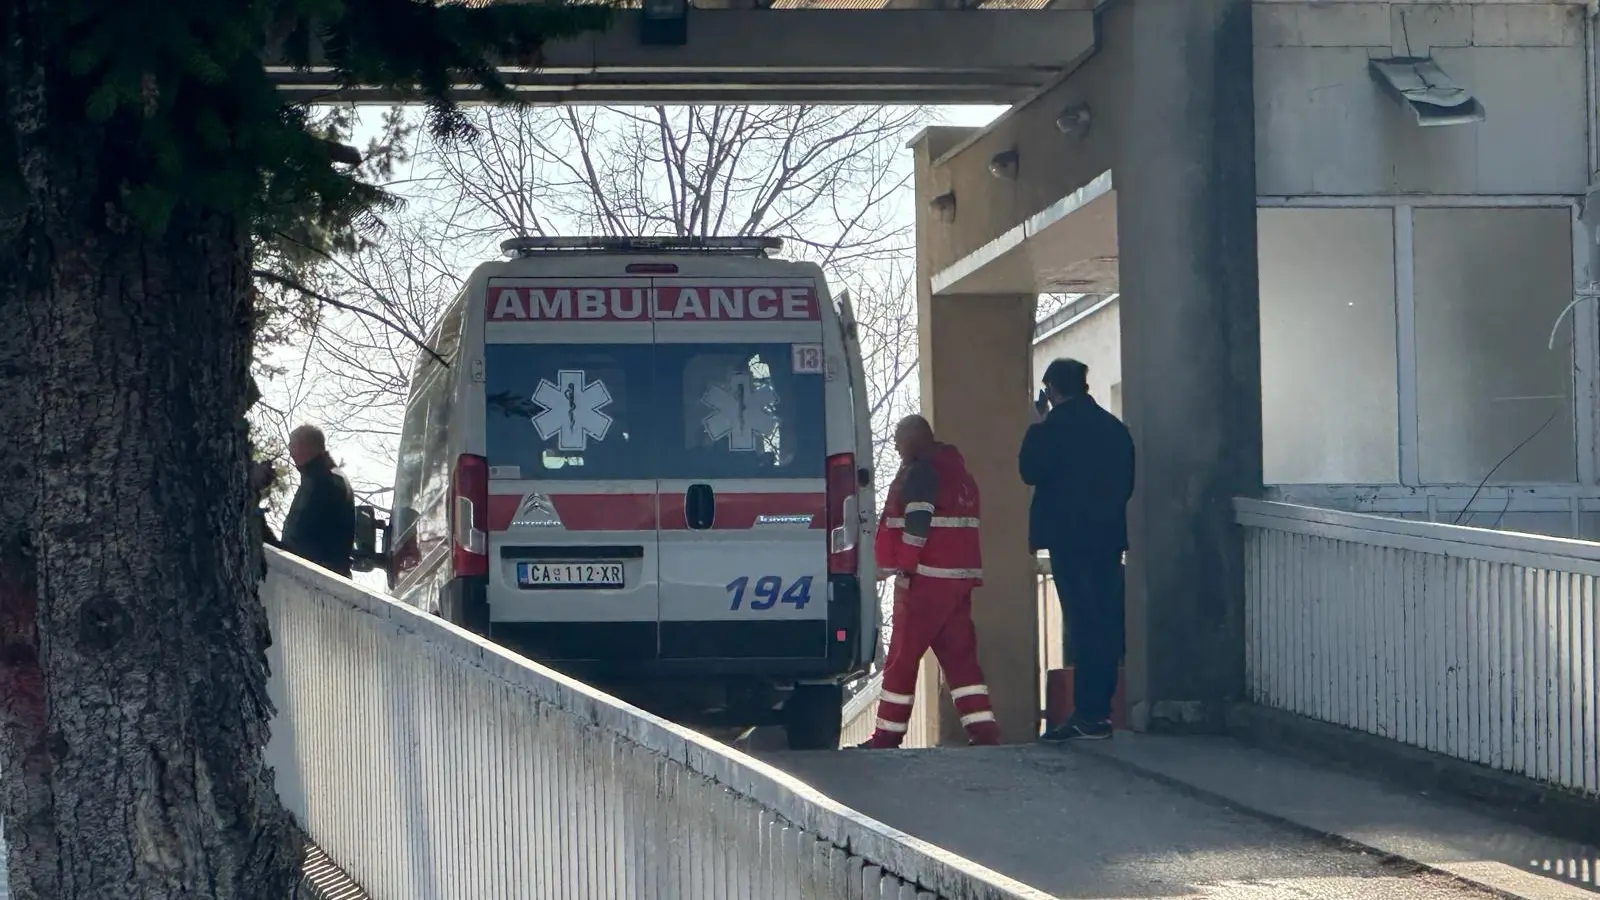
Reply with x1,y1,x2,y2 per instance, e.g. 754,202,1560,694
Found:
791,343,823,375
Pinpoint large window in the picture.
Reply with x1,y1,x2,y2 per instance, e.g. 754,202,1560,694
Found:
656,344,826,479
484,344,650,481
391,364,455,576
1259,208,1400,484
1258,202,1585,488
1413,207,1575,483
484,342,826,480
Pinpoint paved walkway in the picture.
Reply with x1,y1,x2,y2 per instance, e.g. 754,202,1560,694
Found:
762,737,1599,900
10,736,1592,900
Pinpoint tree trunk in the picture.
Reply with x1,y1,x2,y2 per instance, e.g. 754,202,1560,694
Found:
0,18,301,898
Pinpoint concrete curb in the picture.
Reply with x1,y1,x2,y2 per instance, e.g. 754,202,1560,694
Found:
1065,737,1598,900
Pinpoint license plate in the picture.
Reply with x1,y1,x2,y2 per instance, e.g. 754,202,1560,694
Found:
517,561,625,589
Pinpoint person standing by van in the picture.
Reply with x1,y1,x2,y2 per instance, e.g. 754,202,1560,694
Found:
1020,358,1135,741
855,415,1000,749
281,424,357,578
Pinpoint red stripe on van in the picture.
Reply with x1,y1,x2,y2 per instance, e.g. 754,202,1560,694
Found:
487,494,523,532
659,492,826,530
487,493,659,532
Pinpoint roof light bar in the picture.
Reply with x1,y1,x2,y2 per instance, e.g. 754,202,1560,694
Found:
500,235,783,257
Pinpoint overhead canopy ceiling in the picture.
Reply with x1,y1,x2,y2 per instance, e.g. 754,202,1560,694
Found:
770,0,1052,8
269,5,1096,105
933,170,1119,297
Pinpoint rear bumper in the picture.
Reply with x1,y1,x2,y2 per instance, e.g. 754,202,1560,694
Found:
476,572,867,682
488,620,859,678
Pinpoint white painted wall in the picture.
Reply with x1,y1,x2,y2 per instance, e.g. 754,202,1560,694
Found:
1031,298,1122,418
1254,1,1590,197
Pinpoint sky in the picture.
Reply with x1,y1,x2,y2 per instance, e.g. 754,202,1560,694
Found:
942,105,1009,128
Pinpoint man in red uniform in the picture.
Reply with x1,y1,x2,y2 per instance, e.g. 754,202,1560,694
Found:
856,415,1001,748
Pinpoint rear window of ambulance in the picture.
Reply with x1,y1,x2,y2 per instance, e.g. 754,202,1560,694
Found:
484,342,825,481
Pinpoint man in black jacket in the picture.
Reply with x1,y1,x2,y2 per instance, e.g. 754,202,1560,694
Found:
1019,358,1135,741
281,424,356,578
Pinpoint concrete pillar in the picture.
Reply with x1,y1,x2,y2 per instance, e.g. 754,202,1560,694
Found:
1116,0,1262,731
918,293,1038,745
912,127,1039,745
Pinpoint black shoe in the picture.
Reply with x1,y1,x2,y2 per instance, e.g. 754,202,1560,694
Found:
1041,716,1112,742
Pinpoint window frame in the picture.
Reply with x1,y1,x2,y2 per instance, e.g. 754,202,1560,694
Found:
653,342,828,481
481,343,654,482
1257,194,1595,493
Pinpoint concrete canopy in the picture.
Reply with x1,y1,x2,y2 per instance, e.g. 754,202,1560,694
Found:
269,8,1097,105
930,169,1117,295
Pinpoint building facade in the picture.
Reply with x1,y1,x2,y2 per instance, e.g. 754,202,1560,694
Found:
1022,1,1600,539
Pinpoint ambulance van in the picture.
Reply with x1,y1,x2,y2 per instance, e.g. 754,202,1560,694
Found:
358,236,878,749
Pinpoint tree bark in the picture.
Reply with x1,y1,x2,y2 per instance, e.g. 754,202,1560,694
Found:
1,7,301,897
0,173,57,900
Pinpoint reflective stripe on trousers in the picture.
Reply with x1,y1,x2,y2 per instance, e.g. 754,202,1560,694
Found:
883,516,980,529
915,565,983,579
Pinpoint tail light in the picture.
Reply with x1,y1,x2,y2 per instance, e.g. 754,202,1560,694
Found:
826,452,858,575
451,454,489,578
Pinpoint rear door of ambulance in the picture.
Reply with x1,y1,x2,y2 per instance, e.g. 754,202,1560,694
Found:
480,266,660,664
652,271,833,667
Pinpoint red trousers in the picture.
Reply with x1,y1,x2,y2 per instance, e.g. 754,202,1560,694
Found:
868,577,1000,747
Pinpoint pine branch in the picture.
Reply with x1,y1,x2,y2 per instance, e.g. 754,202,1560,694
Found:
30,0,612,235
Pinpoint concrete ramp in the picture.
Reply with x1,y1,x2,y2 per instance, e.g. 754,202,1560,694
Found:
761,746,1505,899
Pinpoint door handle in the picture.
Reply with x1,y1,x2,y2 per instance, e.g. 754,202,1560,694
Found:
685,483,715,530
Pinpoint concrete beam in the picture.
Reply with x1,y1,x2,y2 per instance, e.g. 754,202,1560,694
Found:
269,9,1096,105
931,169,1119,296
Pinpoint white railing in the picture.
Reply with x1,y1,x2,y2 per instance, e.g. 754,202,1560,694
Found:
261,549,1052,900
1034,555,1063,719
839,669,937,750
1236,499,1600,798
839,676,882,748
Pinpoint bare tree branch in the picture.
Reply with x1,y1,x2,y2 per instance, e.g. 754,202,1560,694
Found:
250,267,449,369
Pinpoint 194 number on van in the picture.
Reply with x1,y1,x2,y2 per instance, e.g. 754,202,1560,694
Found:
726,575,812,611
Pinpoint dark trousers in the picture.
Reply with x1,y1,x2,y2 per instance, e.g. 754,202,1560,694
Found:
1049,549,1125,722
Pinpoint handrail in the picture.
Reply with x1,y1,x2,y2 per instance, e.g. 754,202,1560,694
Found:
263,550,1053,899
841,673,883,725
1234,497,1600,575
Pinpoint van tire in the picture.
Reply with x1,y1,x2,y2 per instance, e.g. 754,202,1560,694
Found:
439,579,490,636
784,683,844,750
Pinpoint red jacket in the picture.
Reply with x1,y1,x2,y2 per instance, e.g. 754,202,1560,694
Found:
875,442,983,585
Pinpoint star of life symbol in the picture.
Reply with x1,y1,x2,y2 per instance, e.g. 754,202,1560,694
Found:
702,372,778,452
532,370,613,452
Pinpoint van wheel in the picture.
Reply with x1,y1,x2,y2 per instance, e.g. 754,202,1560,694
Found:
439,589,489,636
784,683,844,750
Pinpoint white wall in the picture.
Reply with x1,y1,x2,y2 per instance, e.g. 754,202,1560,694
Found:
1031,298,1122,418
1254,2,1590,196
